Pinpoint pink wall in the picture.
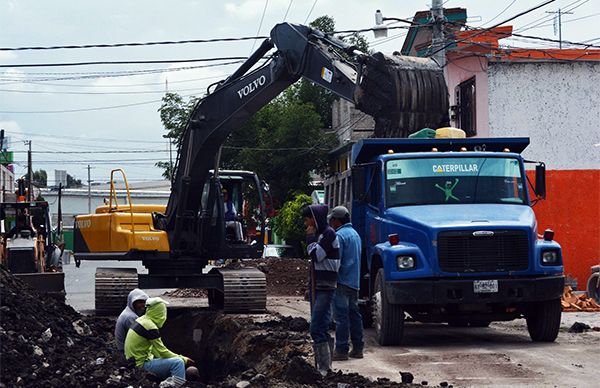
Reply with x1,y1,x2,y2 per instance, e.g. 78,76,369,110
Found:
445,55,490,137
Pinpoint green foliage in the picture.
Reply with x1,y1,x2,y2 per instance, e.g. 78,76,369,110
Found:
155,93,197,179
32,169,47,187
66,174,82,188
271,193,313,244
158,92,198,148
221,99,337,206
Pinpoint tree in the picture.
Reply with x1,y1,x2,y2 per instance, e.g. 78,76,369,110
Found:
271,193,313,251
32,169,47,187
156,92,198,180
67,174,82,188
284,15,370,129
221,98,337,205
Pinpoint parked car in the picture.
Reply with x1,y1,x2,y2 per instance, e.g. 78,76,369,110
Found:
262,244,300,259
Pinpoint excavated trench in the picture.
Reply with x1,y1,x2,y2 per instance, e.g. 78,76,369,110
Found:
161,308,320,385
161,309,421,387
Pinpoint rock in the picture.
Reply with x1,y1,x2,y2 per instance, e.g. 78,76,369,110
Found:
400,372,414,384
66,337,74,347
236,381,251,388
42,328,53,342
568,322,591,333
32,345,44,357
72,319,92,336
42,362,50,368
95,357,105,365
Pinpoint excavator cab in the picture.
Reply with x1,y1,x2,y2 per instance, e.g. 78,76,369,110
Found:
199,170,268,259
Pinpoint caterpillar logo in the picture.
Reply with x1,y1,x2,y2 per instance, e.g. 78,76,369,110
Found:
141,236,160,241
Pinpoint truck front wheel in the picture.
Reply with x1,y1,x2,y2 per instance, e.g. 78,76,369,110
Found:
373,269,404,345
525,298,561,342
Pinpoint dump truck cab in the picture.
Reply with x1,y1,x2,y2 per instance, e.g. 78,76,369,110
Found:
347,137,564,345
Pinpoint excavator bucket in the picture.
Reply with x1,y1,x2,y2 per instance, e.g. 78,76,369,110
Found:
356,52,450,138
14,272,65,302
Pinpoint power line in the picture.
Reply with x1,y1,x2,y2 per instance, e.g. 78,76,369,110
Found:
0,57,249,68
283,0,294,21
0,92,197,114
304,0,318,24
479,0,518,27
250,0,270,53
0,36,269,51
531,11,600,29
432,0,558,57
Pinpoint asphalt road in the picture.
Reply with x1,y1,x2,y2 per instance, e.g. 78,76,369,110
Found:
63,264,599,387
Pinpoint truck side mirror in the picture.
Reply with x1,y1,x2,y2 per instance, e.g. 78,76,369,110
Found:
352,165,367,202
535,163,546,200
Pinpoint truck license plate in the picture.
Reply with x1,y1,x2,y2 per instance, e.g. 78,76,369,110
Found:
473,280,498,293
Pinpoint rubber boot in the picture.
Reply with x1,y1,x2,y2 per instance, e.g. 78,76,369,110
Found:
313,342,331,376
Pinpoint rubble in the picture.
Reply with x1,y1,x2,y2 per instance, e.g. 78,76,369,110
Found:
0,265,152,387
561,286,600,312
2,264,426,387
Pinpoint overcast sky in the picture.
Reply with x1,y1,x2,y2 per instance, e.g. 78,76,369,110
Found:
1,0,597,186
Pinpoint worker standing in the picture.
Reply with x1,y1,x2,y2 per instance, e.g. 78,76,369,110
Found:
114,288,149,353
124,297,194,382
328,206,364,360
302,204,340,376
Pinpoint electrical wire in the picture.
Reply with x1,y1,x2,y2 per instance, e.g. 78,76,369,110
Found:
0,92,197,114
431,0,558,57
526,11,600,29
0,36,269,51
0,57,249,68
283,0,294,21
304,0,318,24
250,0,270,53
479,0,518,27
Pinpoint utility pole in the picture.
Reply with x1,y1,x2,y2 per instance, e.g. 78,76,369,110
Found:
87,164,92,213
25,140,32,201
546,9,573,49
431,0,446,68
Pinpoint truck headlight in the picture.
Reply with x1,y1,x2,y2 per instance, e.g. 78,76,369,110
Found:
396,255,415,270
541,250,558,265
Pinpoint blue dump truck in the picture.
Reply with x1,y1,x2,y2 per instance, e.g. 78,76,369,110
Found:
324,136,564,345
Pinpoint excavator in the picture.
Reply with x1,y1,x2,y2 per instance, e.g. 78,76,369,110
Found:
1,179,65,301
73,22,449,314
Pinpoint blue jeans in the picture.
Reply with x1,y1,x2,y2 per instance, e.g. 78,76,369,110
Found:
143,357,185,380
309,289,334,344
333,284,364,353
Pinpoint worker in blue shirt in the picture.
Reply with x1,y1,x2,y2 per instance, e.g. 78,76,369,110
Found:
328,206,364,360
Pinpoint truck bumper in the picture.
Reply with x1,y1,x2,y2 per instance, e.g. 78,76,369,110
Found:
385,275,564,305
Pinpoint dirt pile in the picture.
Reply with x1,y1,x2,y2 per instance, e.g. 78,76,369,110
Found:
253,258,309,296
0,265,152,387
161,311,421,387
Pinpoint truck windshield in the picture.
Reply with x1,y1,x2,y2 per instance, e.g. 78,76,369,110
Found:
385,156,526,207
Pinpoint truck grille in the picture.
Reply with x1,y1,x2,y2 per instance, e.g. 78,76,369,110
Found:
438,230,529,273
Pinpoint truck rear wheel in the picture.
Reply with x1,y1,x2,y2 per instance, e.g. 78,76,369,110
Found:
525,298,561,342
373,269,404,345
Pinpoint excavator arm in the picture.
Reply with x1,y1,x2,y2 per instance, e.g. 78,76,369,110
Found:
164,22,448,255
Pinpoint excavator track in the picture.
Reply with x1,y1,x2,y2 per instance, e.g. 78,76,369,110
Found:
209,267,267,313
95,267,138,316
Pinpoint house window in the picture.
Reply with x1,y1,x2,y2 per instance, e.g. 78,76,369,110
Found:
456,77,476,137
